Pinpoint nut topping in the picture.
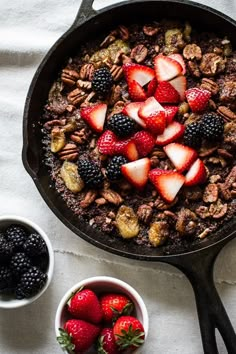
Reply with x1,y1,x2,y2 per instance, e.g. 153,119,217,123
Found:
175,208,197,236
137,205,153,224
76,79,92,90
100,189,123,205
110,65,123,81
58,143,78,161
60,161,84,193
61,69,80,86
115,205,139,239
183,44,202,60
209,199,228,219
117,25,129,41
79,63,95,81
80,190,98,208
200,78,219,95
143,25,159,36
67,88,88,105
199,53,226,76
187,61,201,78
70,128,87,144
203,184,218,203
217,106,236,121
131,45,148,63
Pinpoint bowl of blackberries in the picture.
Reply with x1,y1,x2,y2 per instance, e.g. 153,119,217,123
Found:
0,215,54,308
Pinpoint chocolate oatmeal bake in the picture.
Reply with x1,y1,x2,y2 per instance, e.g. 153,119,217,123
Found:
40,20,236,253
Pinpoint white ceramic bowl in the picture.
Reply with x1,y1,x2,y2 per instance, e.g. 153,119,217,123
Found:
0,215,54,309
55,276,149,353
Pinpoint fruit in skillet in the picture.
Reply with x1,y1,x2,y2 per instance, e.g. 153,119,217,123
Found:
100,293,134,323
113,315,145,351
121,158,151,189
67,288,103,324
163,143,198,172
154,54,183,81
185,158,207,186
80,103,107,133
98,328,119,354
57,319,100,353
138,96,166,134
185,87,211,112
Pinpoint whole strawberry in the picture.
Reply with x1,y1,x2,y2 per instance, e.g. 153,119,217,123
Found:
100,293,134,323
97,328,119,354
113,315,145,351
57,319,100,353
67,288,103,324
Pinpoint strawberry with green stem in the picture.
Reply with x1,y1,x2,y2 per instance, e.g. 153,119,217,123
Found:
113,315,145,351
100,293,134,323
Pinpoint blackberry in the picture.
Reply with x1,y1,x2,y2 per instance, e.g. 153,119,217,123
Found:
15,266,47,299
23,233,47,256
201,113,224,141
107,113,136,138
33,254,49,272
0,266,14,292
0,234,13,264
92,67,113,95
10,253,32,278
78,159,104,188
106,156,128,181
183,122,202,148
5,224,27,251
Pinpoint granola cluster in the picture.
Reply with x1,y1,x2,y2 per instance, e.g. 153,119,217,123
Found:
41,21,236,253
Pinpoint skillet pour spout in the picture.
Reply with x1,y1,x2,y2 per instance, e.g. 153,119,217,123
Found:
22,0,236,353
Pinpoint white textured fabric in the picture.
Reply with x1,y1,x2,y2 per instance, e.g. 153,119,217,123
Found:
0,0,236,353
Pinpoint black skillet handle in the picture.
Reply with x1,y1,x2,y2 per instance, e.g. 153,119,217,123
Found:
170,240,236,354
73,0,97,26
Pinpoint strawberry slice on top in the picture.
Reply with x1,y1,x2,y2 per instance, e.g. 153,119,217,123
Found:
156,121,185,146
133,130,155,157
164,143,198,172
114,138,139,161
123,63,155,87
168,54,186,75
169,76,187,101
138,96,166,134
121,158,151,189
80,103,107,133
185,158,207,186
154,54,183,82
185,87,211,112
154,81,180,104
162,105,179,124
149,168,185,203
128,80,147,101
97,130,117,155
123,102,146,128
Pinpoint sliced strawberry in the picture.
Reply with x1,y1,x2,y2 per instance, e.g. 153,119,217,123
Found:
97,130,117,155
185,158,207,186
169,76,187,101
154,81,180,104
156,121,185,146
163,105,178,124
121,158,151,189
123,63,155,87
115,139,139,161
80,103,107,133
138,96,165,119
122,102,146,128
154,54,182,82
164,143,198,172
146,78,157,97
168,54,186,75
185,88,211,112
149,169,185,203
133,131,155,157
128,80,147,101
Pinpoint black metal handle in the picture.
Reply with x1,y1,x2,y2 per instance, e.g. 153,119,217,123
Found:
73,0,97,26
167,239,236,354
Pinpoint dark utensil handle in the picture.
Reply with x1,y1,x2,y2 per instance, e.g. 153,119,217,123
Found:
73,0,97,26
169,241,236,354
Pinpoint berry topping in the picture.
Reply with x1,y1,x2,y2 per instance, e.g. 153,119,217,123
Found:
183,122,202,148
123,63,155,87
169,75,187,101
138,96,166,134
97,130,117,155
162,105,178,124
121,158,151,189
5,225,27,251
133,131,155,157
67,288,103,324
127,80,147,101
78,159,104,188
23,233,47,256
201,112,224,141
98,328,119,354
15,266,47,299
106,156,128,181
114,139,139,161
122,102,146,128
185,87,211,112
149,169,185,203
154,54,183,82
10,252,32,278
0,235,13,264
185,158,207,186
154,81,180,104
168,54,186,75
0,266,14,292
92,67,113,95
113,315,145,351
100,293,134,323
107,113,136,138
156,121,185,146
80,103,107,133
146,77,158,97
164,143,198,172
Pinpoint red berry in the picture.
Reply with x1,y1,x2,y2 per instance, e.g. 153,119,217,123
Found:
133,131,155,157
98,328,119,354
97,130,117,155
113,315,145,351
100,293,134,323
185,87,211,112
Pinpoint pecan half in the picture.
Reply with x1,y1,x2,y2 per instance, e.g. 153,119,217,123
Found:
100,188,123,205
95,197,107,205
118,25,129,41
137,204,153,224
203,183,218,203
70,128,87,144
187,61,201,78
67,88,88,105
131,45,148,63
80,190,97,208
58,143,78,161
143,25,159,36
109,85,122,106
79,63,95,81
199,53,226,76
44,119,66,130
61,69,80,86
219,81,236,104
76,79,92,90
200,78,219,95
217,106,236,121
195,206,211,219
175,208,197,236
209,199,228,219
110,65,123,81
183,44,202,60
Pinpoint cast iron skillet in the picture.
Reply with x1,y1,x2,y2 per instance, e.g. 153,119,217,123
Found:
22,0,236,352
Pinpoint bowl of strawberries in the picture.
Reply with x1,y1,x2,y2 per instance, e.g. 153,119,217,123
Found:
55,276,149,353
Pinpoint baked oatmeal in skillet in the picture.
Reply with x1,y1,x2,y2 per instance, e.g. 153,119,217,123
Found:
41,20,236,253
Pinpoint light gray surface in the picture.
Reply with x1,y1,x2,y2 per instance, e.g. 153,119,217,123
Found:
0,0,236,353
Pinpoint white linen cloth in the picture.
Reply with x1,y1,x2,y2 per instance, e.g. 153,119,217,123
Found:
0,0,236,353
